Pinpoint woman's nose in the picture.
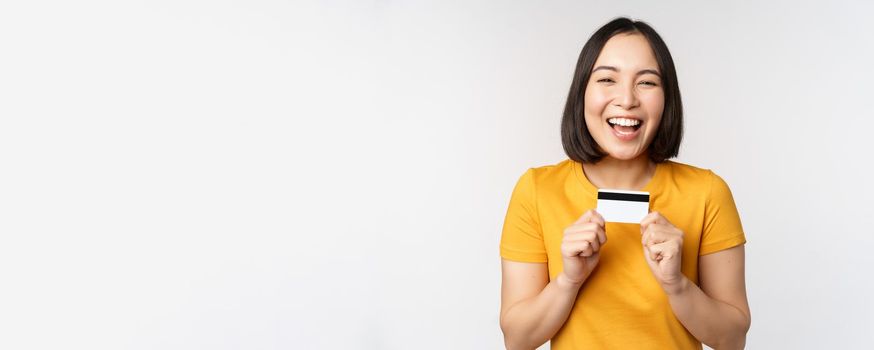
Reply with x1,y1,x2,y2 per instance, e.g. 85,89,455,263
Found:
613,83,639,110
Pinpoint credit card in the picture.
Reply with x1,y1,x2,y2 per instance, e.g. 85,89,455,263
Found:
596,189,650,224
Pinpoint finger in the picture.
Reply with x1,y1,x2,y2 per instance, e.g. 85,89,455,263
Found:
577,241,594,257
565,232,601,252
588,234,601,252
564,222,602,238
646,242,667,261
641,225,652,246
565,240,593,257
564,221,607,249
654,224,684,244
639,211,668,232
574,209,597,225
589,210,606,228
641,225,669,247
579,247,594,257
596,225,607,245
649,244,663,261
639,211,658,231
648,242,679,262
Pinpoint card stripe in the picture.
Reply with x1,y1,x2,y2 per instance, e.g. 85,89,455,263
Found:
597,192,650,202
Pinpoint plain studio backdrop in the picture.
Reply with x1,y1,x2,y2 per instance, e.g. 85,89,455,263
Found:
1,1,872,349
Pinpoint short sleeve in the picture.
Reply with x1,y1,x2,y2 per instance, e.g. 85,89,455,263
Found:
699,171,747,255
499,168,548,263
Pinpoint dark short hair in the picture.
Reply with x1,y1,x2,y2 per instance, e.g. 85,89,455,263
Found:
561,17,683,163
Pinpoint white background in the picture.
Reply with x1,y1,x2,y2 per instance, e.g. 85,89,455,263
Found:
2,1,873,349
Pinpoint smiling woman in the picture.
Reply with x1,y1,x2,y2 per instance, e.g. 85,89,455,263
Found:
499,18,750,350
563,19,682,165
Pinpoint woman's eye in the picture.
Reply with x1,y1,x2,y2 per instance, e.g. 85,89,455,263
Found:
597,78,614,83
639,81,658,86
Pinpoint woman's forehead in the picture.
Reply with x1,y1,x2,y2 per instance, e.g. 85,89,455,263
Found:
593,33,659,72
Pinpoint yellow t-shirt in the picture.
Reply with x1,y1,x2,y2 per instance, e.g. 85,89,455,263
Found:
500,159,746,349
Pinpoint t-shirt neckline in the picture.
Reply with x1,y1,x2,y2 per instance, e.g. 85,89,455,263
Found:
573,159,667,194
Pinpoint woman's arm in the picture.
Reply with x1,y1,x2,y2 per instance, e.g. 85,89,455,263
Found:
499,260,583,350
500,210,607,349
640,212,751,349
665,245,751,349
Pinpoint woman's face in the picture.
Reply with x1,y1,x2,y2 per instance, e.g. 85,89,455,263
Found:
584,33,664,161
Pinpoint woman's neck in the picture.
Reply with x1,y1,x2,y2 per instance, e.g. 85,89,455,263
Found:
582,154,656,191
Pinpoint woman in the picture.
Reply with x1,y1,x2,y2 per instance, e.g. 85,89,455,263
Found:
499,18,750,349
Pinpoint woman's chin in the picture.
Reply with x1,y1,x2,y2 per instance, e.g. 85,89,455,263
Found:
604,149,645,161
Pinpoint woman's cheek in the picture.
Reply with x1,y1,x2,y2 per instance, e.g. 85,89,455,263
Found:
641,91,664,117
586,88,611,110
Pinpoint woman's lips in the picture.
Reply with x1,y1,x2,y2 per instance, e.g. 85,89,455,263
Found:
608,122,641,141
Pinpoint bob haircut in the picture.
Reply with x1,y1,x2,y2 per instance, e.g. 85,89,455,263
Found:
561,17,683,163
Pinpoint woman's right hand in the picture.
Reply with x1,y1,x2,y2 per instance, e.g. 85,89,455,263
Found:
560,209,607,285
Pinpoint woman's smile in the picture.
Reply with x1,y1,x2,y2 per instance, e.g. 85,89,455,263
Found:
606,116,643,141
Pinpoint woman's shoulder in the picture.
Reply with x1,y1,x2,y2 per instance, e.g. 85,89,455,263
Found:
528,158,576,173
661,160,731,193
525,158,578,182
662,160,711,178
509,159,579,193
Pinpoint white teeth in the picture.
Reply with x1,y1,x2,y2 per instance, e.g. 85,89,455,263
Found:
608,117,641,127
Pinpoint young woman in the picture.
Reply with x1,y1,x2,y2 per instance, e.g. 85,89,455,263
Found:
499,18,750,349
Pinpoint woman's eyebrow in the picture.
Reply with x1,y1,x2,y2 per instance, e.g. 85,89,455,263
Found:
592,65,661,77
592,65,619,73
637,69,662,78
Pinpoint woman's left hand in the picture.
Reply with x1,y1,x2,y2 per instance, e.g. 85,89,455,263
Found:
640,211,687,294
